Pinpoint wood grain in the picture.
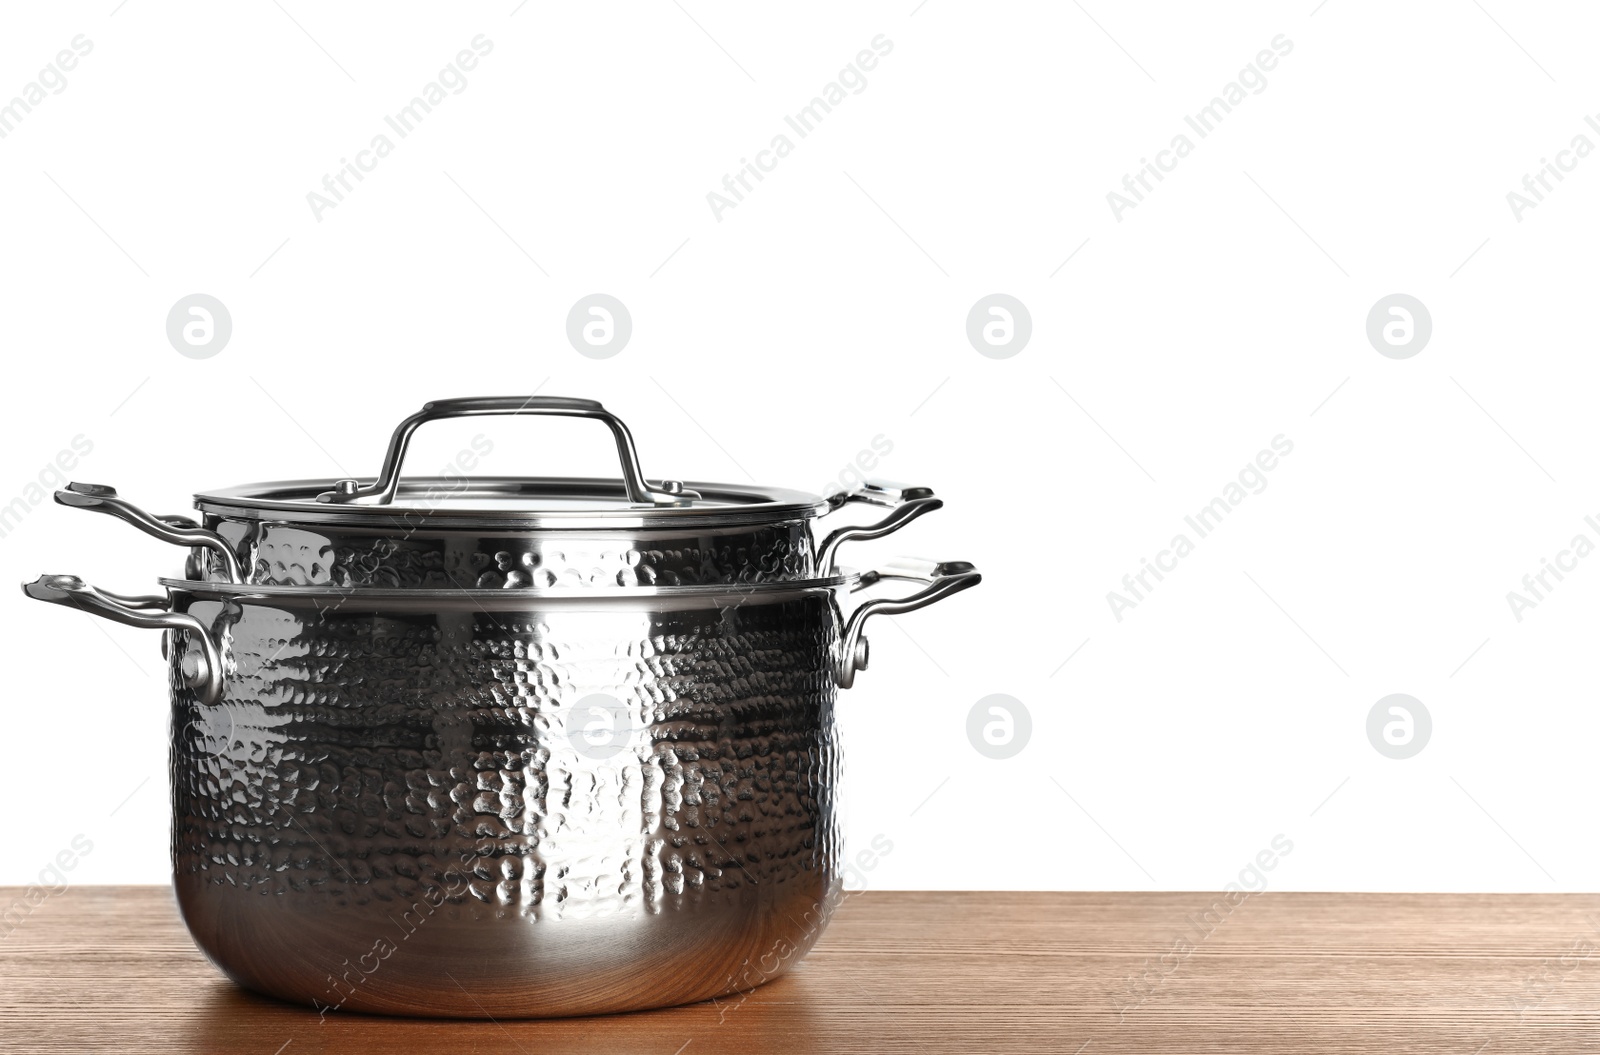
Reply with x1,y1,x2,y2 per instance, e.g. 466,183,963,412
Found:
3,886,1599,1053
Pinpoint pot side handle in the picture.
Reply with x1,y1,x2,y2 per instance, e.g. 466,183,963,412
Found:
816,481,943,572
54,482,243,583
836,558,980,688
21,574,224,706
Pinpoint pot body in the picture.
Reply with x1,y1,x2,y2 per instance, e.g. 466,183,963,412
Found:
166,583,846,1017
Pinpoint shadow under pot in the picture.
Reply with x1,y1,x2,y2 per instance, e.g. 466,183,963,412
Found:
20,557,979,1018
52,396,943,589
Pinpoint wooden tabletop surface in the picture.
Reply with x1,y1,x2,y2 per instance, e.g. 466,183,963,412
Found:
3,886,1599,1053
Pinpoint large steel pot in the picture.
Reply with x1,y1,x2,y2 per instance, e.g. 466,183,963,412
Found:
24,553,977,1017
55,396,941,589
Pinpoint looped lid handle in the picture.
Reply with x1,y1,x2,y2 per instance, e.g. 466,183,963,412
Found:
315,396,698,506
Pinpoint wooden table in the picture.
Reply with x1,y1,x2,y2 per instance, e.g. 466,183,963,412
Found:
3,887,1598,1053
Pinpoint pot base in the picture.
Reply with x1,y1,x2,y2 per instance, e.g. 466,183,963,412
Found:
175,872,839,1018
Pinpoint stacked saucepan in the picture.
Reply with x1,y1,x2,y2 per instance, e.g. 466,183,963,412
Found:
23,396,979,1018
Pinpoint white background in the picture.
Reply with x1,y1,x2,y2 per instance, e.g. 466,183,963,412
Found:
1,1,1595,893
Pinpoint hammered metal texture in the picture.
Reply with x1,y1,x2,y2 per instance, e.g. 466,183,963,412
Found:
200,518,818,589
166,588,845,1018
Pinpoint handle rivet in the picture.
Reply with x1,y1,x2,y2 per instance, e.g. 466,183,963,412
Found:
333,479,359,496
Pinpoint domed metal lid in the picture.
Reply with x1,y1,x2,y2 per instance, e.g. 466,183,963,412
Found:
192,397,828,529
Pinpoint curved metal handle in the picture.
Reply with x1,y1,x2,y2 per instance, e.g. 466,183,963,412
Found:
816,481,943,571
21,574,224,706
315,396,698,506
836,558,981,688
54,482,243,584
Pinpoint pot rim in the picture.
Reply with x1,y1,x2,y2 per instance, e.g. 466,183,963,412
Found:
194,476,829,530
157,570,862,609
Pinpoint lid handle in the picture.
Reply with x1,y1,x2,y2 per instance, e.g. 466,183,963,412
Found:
315,396,698,506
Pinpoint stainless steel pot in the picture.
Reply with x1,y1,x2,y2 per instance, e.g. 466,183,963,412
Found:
56,396,941,589
21,558,977,1017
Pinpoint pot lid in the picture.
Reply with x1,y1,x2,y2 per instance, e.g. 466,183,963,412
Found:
192,397,828,529
194,476,826,528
